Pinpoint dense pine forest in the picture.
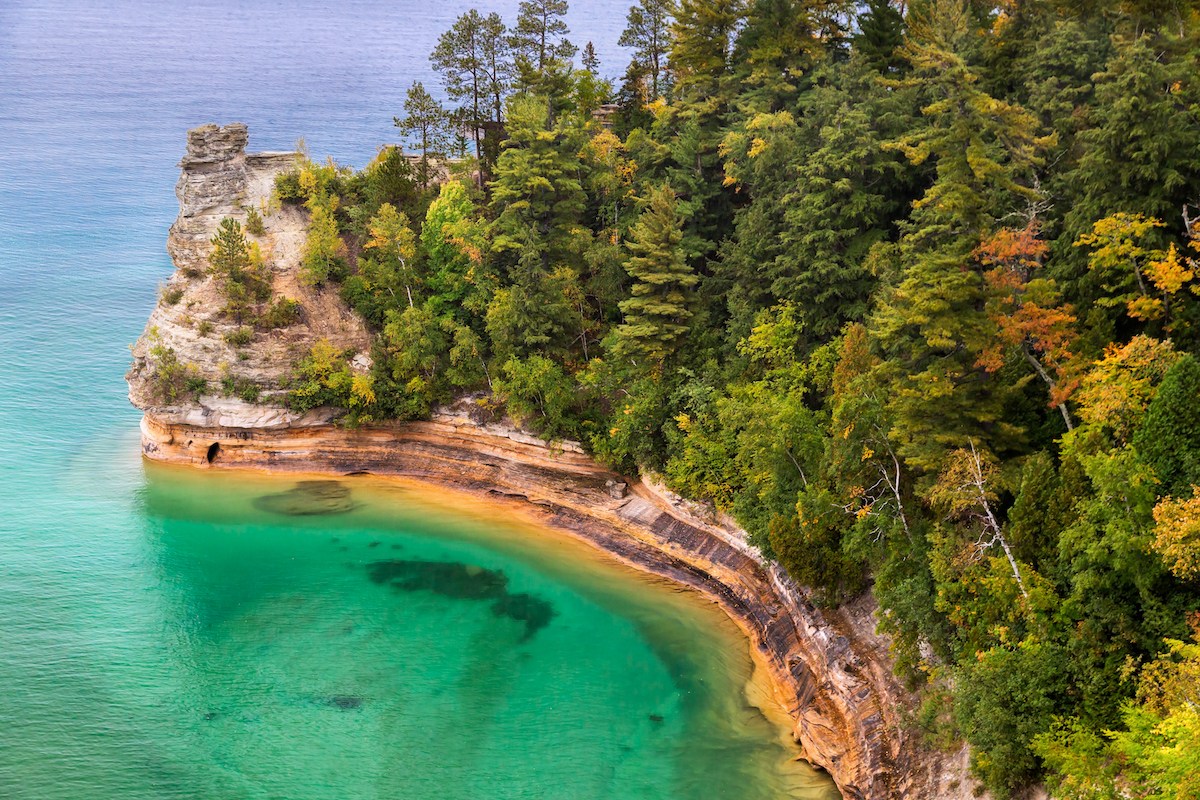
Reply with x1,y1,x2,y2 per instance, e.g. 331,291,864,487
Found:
206,0,1200,794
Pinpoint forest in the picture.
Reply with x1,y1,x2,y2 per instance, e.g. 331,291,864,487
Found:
204,0,1200,795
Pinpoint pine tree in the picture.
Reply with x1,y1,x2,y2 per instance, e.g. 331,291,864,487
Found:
1134,354,1200,497
510,0,577,78
670,0,742,109
480,12,512,128
1057,34,1200,300
487,94,588,358
614,185,697,368
431,10,515,181
581,41,600,74
618,0,673,101
431,10,490,173
731,0,829,113
870,0,1050,472
854,0,905,75
209,217,252,282
394,81,449,189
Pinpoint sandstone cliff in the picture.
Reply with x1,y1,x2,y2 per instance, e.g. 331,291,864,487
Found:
129,125,985,800
126,123,371,429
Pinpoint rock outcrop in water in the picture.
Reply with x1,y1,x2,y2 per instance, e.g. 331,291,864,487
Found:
126,122,371,429
129,125,984,800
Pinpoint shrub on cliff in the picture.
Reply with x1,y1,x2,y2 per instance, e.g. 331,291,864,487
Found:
287,340,376,424
220,370,261,403
145,329,206,403
259,297,302,329
209,218,271,321
245,205,265,235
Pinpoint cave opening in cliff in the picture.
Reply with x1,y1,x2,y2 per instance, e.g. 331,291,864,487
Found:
206,442,220,463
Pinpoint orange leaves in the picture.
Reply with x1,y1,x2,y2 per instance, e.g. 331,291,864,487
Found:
975,223,1078,412
975,223,1048,276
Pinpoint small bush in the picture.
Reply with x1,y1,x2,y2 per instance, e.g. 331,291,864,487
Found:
274,170,305,204
161,285,184,305
224,326,254,347
146,331,206,403
259,297,302,329
196,320,214,336
245,205,265,235
209,217,272,321
220,373,262,403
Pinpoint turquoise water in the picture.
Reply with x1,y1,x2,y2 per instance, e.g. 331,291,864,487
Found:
0,3,838,798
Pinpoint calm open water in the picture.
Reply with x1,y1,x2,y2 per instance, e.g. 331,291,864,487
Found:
0,2,838,798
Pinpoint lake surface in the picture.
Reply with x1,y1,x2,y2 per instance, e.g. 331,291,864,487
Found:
0,2,839,798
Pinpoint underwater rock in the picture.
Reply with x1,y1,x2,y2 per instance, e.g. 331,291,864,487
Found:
327,695,363,710
366,559,555,640
254,480,357,516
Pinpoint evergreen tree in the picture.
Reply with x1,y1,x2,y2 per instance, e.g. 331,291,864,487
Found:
854,0,905,74
871,0,1050,472
394,81,449,189
209,217,252,283
431,10,492,172
487,93,588,358
618,0,673,101
510,0,577,78
480,12,513,128
581,41,600,74
731,0,832,113
670,0,742,108
613,185,697,368
1057,34,1200,307
1134,354,1200,497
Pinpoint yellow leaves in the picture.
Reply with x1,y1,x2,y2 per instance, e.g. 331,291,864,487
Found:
349,374,376,409
855,504,872,521
675,412,692,431
1128,295,1165,322
298,167,318,198
861,446,875,461
1118,242,1197,323
747,137,768,158
1152,487,1200,580
1075,212,1165,272
841,422,854,439
1146,244,1193,295
1074,335,1179,441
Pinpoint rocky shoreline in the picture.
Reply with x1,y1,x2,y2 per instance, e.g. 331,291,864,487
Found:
129,123,983,800
138,404,978,800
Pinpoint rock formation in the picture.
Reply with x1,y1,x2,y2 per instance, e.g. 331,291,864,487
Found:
129,125,985,800
126,123,371,429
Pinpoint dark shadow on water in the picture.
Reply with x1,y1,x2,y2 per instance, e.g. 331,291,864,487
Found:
254,480,358,516
366,559,555,641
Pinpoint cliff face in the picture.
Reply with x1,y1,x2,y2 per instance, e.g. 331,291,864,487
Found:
129,125,984,800
127,123,371,428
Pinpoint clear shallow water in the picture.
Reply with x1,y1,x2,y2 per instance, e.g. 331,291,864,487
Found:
0,2,838,798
